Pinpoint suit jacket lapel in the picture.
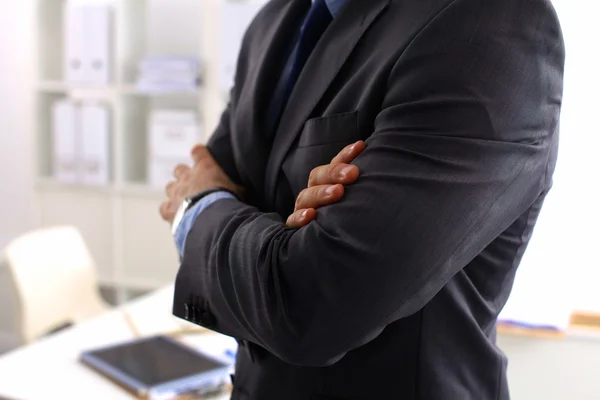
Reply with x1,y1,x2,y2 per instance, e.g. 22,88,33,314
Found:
232,0,308,201
265,0,391,204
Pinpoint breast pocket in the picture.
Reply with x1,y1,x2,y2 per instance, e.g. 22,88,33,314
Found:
297,111,361,148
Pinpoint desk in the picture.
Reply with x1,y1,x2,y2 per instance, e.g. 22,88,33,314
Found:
2,287,600,400
0,286,231,400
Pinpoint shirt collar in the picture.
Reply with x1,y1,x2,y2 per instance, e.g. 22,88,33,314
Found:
313,0,347,18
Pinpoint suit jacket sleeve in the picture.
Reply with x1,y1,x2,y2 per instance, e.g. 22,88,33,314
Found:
174,0,565,367
205,103,243,186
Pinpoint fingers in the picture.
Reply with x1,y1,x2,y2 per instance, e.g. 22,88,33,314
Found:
286,208,317,229
159,200,174,223
295,184,344,212
308,163,359,188
307,141,364,187
191,144,211,164
331,140,366,164
173,164,190,179
165,181,175,196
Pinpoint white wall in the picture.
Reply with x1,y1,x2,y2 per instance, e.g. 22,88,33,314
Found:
0,1,36,249
551,0,600,312
501,0,600,323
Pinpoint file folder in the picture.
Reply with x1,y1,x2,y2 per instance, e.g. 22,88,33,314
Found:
147,110,201,189
81,103,111,185
83,5,112,84
149,110,201,160
64,2,86,83
52,100,79,183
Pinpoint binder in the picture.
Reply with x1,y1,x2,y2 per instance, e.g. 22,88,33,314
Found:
81,103,111,185
52,100,79,183
149,110,201,160
64,2,86,83
147,110,200,189
83,5,112,84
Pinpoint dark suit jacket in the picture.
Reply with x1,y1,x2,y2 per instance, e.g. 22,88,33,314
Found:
173,0,564,398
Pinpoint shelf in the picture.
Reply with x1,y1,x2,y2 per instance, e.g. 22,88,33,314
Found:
32,0,242,294
35,178,171,200
497,323,567,340
37,80,70,93
35,177,115,196
37,80,118,100
38,80,202,99
498,311,600,342
119,84,202,98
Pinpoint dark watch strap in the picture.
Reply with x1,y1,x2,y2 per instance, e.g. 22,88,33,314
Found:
185,187,239,212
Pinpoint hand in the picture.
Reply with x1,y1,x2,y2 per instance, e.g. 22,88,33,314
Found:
286,140,366,228
159,145,244,225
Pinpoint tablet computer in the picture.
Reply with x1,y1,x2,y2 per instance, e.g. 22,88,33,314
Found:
80,335,231,399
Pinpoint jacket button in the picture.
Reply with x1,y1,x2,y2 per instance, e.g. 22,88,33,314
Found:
200,311,216,327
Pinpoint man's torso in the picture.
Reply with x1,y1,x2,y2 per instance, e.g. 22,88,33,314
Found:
215,0,560,398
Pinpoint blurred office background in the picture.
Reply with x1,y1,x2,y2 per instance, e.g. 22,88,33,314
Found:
0,0,266,305
0,0,598,399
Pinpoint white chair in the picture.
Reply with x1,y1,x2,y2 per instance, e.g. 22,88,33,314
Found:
0,226,109,345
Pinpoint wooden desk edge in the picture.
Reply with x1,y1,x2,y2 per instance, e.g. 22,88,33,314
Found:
496,324,567,340
497,311,600,340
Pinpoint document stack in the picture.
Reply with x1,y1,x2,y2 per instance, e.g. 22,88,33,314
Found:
64,2,112,84
52,100,111,185
136,56,201,93
148,110,202,189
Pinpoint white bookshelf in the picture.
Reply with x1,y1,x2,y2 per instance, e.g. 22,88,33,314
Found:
32,0,254,302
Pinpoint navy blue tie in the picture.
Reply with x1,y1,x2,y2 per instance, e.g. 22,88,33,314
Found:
266,0,333,136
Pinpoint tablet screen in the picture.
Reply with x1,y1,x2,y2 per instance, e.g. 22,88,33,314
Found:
83,336,227,386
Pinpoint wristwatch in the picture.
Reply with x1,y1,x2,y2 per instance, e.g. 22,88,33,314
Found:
171,187,237,235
